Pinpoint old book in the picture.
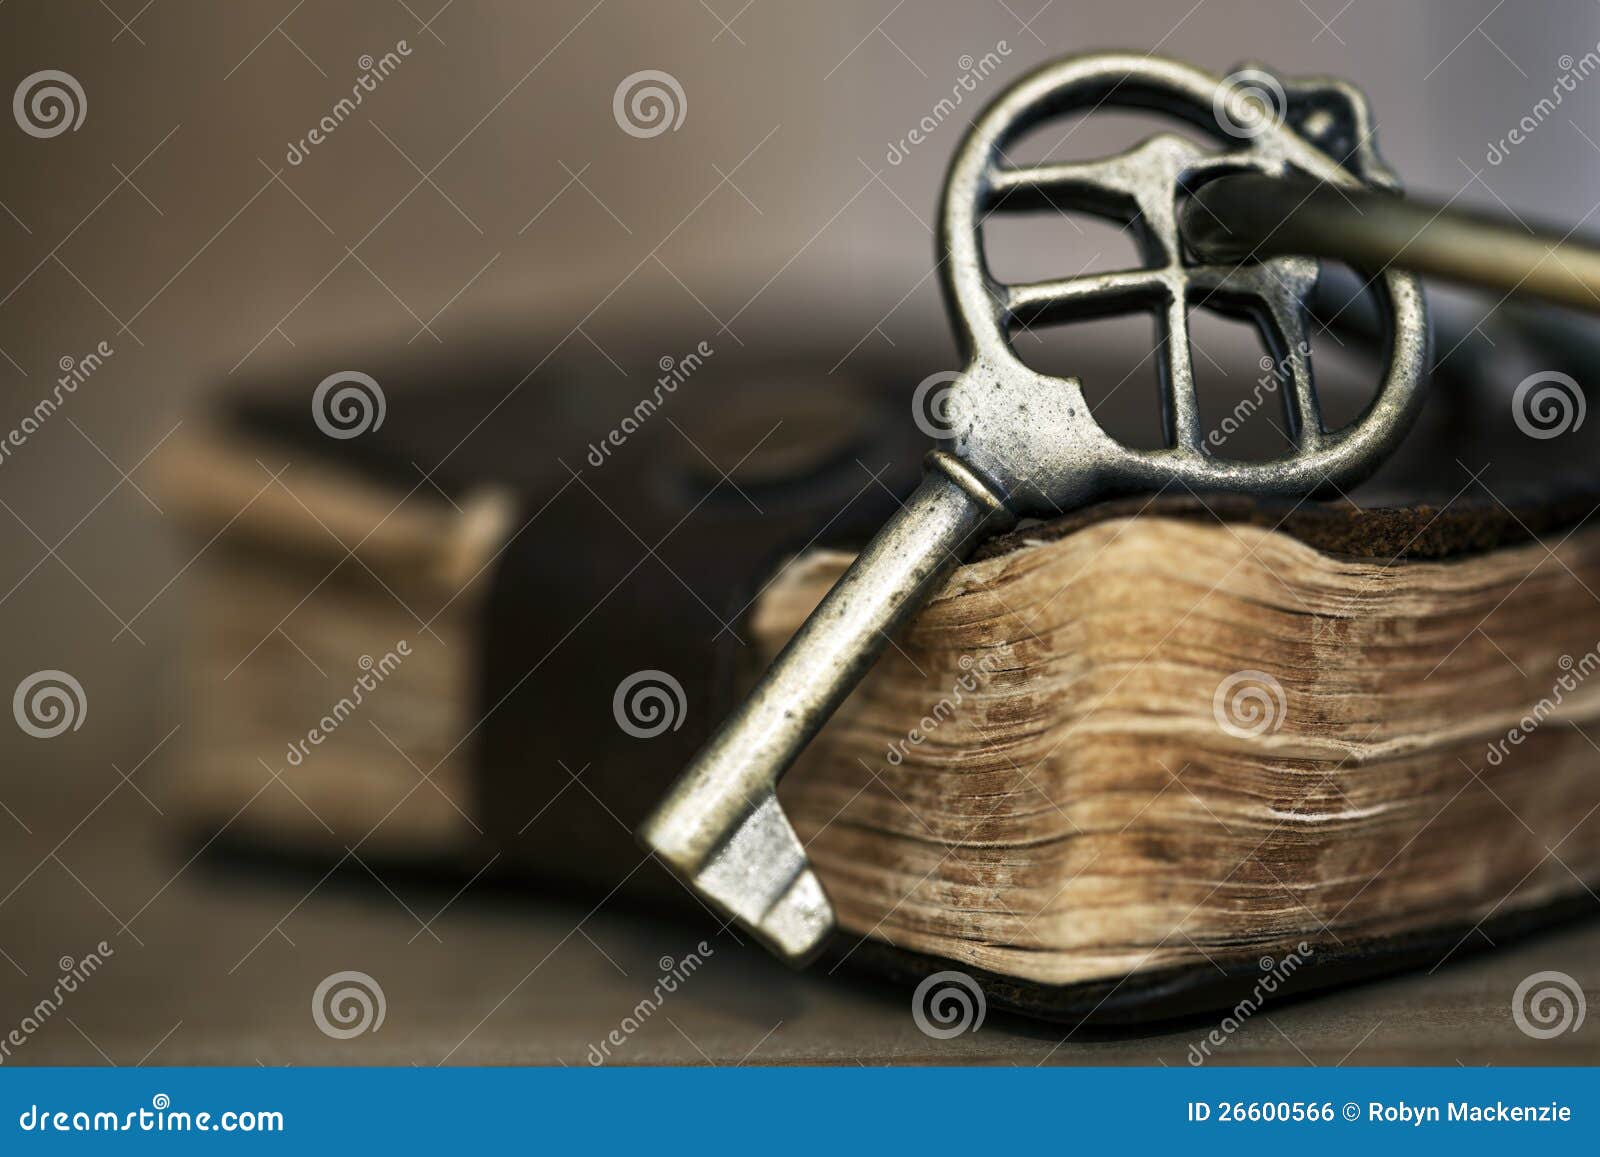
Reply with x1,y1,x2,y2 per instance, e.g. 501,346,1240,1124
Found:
159,310,1600,1023
761,502,1600,1010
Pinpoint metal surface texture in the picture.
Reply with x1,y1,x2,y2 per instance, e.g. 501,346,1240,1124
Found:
1182,171,1600,316
636,53,1430,965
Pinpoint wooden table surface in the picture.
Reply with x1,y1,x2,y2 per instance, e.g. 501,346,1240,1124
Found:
1,783,1596,1067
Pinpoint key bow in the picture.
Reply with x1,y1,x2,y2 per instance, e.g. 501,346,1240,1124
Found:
940,53,1426,512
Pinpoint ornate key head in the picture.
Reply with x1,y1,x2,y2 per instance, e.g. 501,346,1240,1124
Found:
937,53,1429,513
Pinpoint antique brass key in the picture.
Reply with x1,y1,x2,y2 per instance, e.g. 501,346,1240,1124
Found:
638,53,1429,963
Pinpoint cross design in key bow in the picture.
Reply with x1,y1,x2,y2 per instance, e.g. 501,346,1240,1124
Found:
982,132,1325,453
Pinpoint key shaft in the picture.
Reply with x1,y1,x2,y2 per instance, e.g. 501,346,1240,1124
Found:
638,453,1012,961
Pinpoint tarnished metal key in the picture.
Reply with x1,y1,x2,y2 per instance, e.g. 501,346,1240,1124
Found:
638,53,1430,964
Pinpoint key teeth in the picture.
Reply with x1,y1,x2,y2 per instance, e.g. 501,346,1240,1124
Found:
638,790,837,967
754,867,834,966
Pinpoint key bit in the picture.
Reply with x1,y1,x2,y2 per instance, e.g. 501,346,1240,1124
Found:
637,52,1430,965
